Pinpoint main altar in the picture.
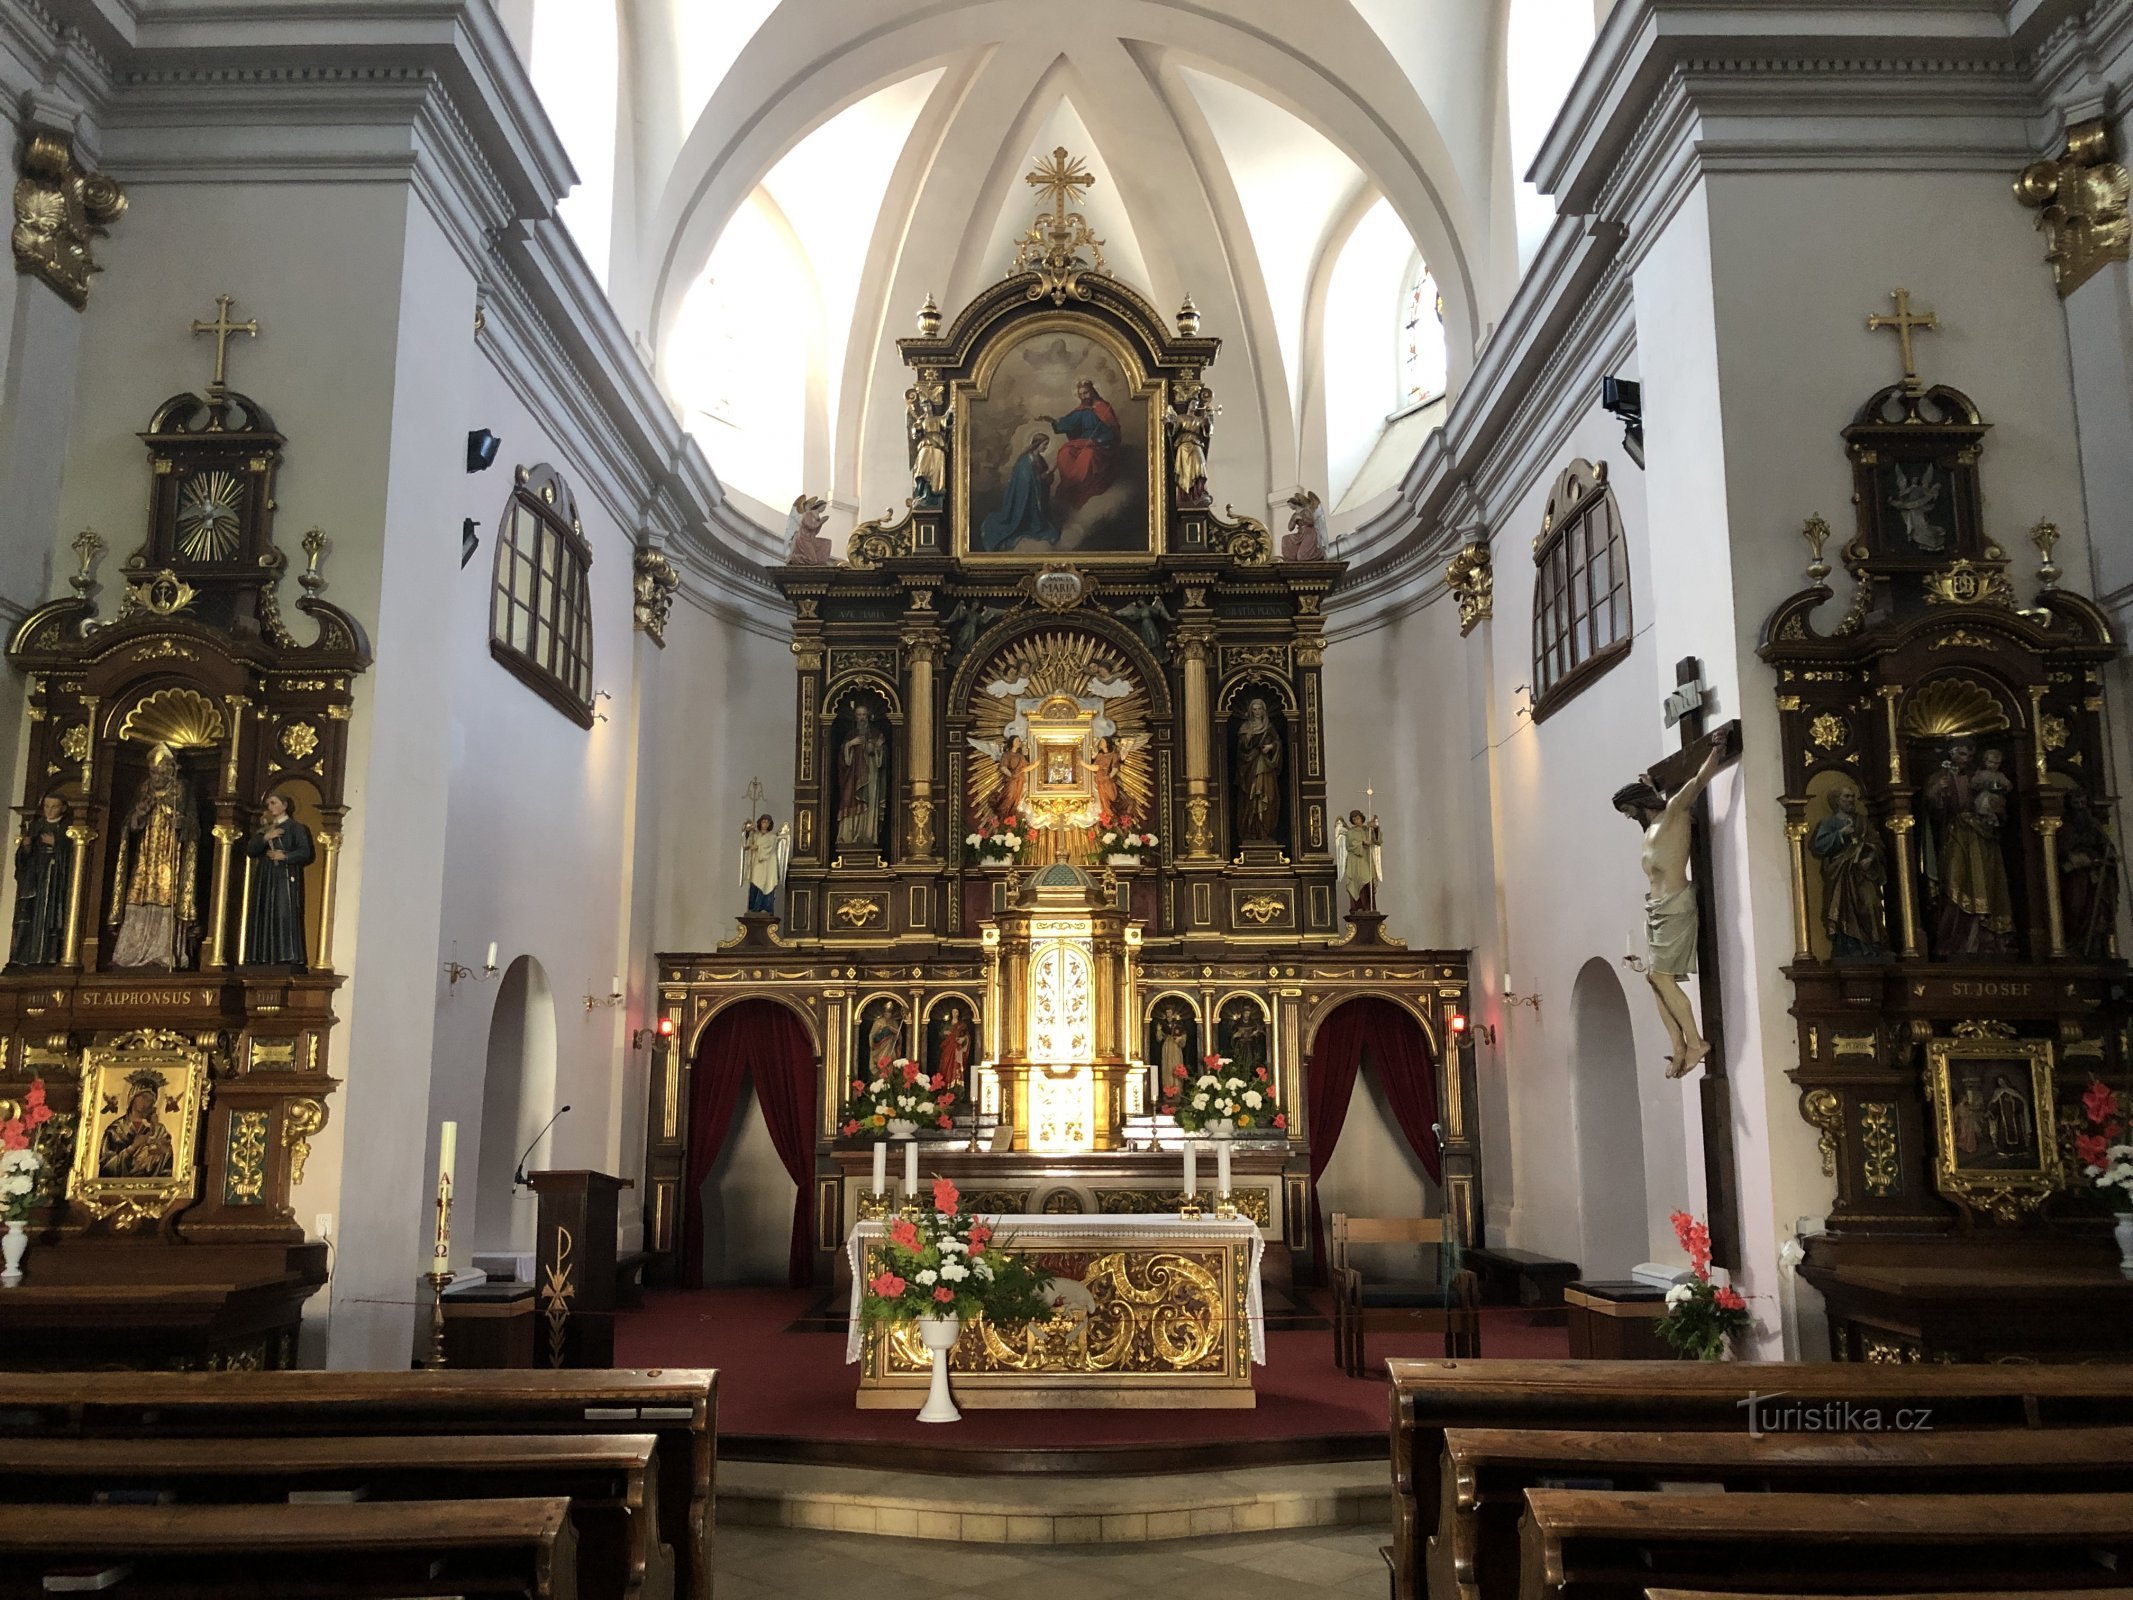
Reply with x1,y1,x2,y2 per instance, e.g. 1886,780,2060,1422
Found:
646,153,1473,1337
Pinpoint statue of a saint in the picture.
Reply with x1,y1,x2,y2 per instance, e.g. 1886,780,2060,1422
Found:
241,791,314,968
10,794,71,968
784,495,833,565
1233,699,1283,845
1154,1004,1191,1078
1334,808,1383,912
1612,729,1733,1079
2059,788,2120,961
1166,384,1213,506
1809,784,1888,959
1220,1001,1269,1076
934,1005,971,1091
834,704,887,850
864,1003,903,1082
1921,742,2015,956
98,1071,175,1178
108,744,200,971
739,813,791,917
908,387,950,507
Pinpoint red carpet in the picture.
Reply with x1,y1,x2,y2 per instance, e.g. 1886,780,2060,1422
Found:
614,1287,1567,1454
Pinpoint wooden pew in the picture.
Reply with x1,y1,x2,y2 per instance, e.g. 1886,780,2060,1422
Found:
0,1369,713,1600
0,1434,668,1600
1521,1488,2133,1600
1385,1359,2133,1600
0,1497,576,1600
1438,1425,2133,1600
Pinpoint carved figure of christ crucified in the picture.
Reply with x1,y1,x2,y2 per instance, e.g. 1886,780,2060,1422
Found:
1614,728,1735,1079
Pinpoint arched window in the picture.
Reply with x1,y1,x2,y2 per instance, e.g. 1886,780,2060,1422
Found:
1531,459,1631,717
1398,253,1446,410
490,463,595,725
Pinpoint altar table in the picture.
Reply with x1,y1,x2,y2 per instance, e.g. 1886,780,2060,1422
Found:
845,1213,1264,1409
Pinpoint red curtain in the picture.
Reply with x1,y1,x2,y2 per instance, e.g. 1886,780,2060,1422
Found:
1305,997,1443,1282
678,999,819,1289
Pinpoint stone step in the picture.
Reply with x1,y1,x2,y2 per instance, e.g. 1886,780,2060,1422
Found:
718,1458,1389,1545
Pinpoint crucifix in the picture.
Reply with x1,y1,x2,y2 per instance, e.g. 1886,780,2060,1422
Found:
1624,657,1743,1270
189,294,259,391
1024,146,1094,222
1866,287,1937,395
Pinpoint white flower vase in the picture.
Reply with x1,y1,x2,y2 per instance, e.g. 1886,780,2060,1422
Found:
887,1118,919,1141
1204,1120,1233,1140
1106,854,1140,868
2114,1213,2133,1280
2,1219,27,1287
915,1313,962,1423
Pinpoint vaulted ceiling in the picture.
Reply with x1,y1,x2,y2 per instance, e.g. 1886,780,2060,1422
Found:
504,0,1602,538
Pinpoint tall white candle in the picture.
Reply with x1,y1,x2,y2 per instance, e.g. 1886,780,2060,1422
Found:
1502,971,1513,996
433,1121,457,1268
1183,1141,1197,1204
1216,1140,1232,1198
904,1138,919,1198
872,1139,887,1196
611,974,622,999
484,941,498,970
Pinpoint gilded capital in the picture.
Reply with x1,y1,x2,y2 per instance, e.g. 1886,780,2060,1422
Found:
632,547,680,646
1445,542,1493,635
2016,118,2130,297
12,132,127,309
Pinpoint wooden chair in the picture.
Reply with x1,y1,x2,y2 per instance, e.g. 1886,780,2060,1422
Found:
1330,1212,1479,1376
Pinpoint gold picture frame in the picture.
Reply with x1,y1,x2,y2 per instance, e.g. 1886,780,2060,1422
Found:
68,1028,211,1227
1925,1033,2061,1224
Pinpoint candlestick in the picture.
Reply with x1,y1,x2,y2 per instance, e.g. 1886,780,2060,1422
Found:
872,1139,888,1198
904,1138,919,1200
433,1121,456,1269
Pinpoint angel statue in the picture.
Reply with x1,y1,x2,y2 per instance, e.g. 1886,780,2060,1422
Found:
1280,489,1326,560
968,733,1033,828
907,384,951,507
1887,463,1946,551
1333,807,1383,912
1089,732,1148,827
784,494,833,565
739,813,792,918
1165,383,1215,507
1112,594,1174,655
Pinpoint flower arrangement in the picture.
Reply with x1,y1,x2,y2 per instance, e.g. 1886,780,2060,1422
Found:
0,1080,53,1225
965,825,1023,864
1658,1209,1749,1361
2077,1079,2133,1213
860,1177,1054,1330
839,1059,962,1141
1162,1052,1286,1135
1098,825,1157,861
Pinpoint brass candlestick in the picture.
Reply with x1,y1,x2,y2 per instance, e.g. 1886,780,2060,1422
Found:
1214,1191,1237,1220
856,1189,890,1221
1178,1191,1205,1220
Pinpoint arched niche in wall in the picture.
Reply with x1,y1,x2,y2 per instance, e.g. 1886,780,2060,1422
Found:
1569,956,1648,1277
474,954,560,1256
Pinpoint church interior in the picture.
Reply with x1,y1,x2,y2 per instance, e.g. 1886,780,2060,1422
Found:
3,0,2133,1594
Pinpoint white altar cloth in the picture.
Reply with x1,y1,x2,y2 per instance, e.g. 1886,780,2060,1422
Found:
844,1212,1266,1365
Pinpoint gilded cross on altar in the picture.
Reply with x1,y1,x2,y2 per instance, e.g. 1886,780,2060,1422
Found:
189,293,258,390
1025,147,1094,219
1866,287,1938,394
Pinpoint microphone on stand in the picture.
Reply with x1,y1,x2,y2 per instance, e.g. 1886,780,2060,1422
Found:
513,1104,572,1188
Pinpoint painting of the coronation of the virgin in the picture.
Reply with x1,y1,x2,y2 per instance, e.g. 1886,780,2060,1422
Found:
961,327,1153,557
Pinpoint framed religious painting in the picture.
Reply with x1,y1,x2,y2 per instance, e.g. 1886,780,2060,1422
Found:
1925,1031,2062,1224
68,1028,212,1227
955,316,1161,560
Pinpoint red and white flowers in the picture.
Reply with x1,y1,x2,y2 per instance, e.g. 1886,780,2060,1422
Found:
1162,1052,1284,1135
2078,1079,2133,1213
859,1177,1054,1331
1099,826,1157,860
966,826,1024,864
1658,1209,1750,1360
839,1058,962,1141
0,1080,53,1225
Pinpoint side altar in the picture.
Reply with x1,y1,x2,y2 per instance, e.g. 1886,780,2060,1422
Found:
647,153,1473,1292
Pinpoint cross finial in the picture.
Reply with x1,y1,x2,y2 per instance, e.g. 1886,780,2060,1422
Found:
1025,147,1094,220
189,293,258,390
1865,287,1938,395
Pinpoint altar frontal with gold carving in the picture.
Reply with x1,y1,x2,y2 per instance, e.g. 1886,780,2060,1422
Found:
846,1214,1262,1408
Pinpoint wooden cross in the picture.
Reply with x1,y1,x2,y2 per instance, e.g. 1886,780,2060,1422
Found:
1866,287,1937,393
189,294,258,389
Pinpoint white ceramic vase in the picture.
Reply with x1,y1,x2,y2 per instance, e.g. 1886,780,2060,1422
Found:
887,1118,919,1140
1203,1120,1234,1140
2,1219,27,1287
2114,1213,2133,1280
1105,854,1141,868
915,1313,962,1423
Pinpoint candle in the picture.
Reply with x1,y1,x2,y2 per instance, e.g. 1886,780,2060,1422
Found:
611,974,622,998
1502,971,1512,996
1624,933,1634,959
1183,1141,1197,1205
1216,1140,1231,1199
485,941,498,970
872,1139,887,1196
904,1138,918,1198
433,1121,457,1268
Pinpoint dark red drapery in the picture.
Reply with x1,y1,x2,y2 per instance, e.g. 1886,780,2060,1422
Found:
679,999,818,1289
1305,997,1442,1282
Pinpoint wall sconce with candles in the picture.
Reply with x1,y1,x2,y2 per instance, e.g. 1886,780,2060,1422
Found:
592,690,612,725
1449,1009,1497,1049
631,1015,677,1051
585,975,624,1013
444,942,500,987
1502,972,1542,1016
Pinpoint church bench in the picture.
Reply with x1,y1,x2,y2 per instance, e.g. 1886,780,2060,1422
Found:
0,1433,669,1600
0,1497,577,1600
1385,1359,2133,1600
1518,1488,2133,1600
1437,1425,2133,1600
0,1368,712,1600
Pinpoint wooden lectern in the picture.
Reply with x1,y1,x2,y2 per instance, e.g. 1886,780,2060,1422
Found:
526,1170,633,1368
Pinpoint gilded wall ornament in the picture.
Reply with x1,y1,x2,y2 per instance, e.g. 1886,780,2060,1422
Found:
279,721,319,762
1011,148,1106,306
1808,712,1848,751
632,547,679,646
1857,1100,1900,1198
2016,119,2131,298
11,132,127,309
1922,556,2015,609
1801,1087,1842,1179
176,472,245,562
223,1110,270,1205
1446,542,1493,635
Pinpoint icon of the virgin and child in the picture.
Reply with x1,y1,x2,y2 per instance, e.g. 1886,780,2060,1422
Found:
973,334,1147,554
